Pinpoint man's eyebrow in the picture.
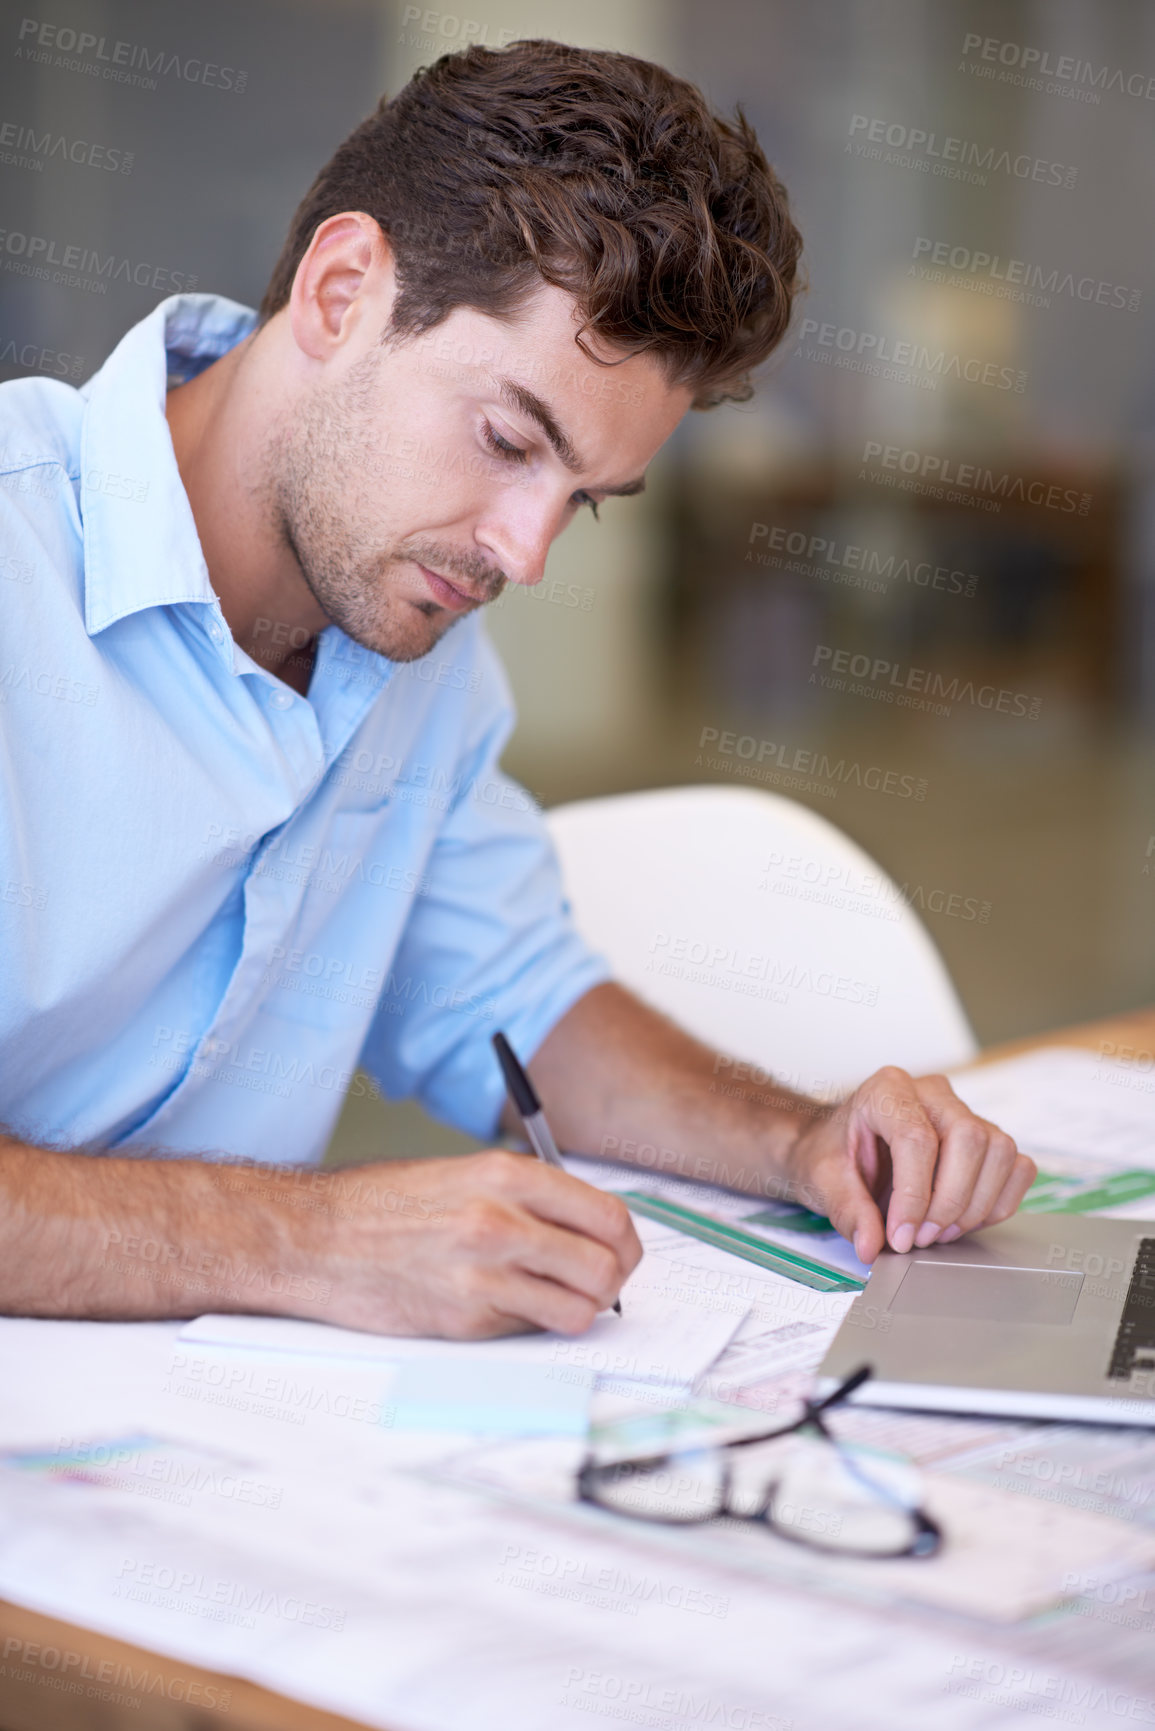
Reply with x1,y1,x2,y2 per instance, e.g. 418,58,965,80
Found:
497,377,646,497
499,378,582,472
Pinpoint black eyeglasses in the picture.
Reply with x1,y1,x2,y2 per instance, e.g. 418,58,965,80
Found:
577,1366,942,1560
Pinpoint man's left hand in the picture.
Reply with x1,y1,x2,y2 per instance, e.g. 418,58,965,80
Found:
780,1067,1037,1264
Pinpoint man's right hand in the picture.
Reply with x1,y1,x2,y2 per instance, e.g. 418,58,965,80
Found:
0,1135,640,1339
304,1151,643,1339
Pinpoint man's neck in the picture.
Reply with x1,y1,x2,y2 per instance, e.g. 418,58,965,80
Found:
272,639,318,698
165,334,329,685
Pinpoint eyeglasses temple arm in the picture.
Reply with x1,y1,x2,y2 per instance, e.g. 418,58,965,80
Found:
808,1363,873,1414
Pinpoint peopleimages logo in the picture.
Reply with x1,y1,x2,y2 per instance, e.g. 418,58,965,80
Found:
696,725,928,803
0,1639,231,1713
398,7,517,50
0,228,196,295
0,118,133,174
812,643,1042,720
761,853,992,927
647,929,880,1009
15,18,247,92
561,1668,792,1731
910,238,1141,315
847,114,1076,188
860,439,1092,516
960,33,1155,103
795,316,1025,392
0,336,84,377
747,523,978,598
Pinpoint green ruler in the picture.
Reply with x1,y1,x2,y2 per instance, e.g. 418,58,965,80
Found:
621,1192,866,1293
623,1165,1155,1298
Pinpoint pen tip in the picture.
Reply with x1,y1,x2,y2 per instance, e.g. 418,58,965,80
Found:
612,1299,622,1316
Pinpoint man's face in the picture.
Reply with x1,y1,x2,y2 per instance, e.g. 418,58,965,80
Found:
262,281,691,663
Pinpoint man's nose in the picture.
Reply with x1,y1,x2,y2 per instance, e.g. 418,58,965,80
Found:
477,494,568,589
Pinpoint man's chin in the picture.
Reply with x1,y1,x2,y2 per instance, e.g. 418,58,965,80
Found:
352,607,465,666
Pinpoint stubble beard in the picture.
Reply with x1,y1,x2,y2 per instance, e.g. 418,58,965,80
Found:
264,356,506,665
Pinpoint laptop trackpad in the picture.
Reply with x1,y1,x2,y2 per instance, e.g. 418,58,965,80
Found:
889,1260,1083,1325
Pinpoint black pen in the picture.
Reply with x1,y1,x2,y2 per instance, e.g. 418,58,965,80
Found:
492,1030,622,1316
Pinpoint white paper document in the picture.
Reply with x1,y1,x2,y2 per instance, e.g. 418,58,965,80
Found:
950,1047,1155,1174
1,1309,1152,1730
181,1254,747,1390
6,1434,1132,1731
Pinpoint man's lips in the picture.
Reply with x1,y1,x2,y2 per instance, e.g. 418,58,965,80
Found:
417,564,486,614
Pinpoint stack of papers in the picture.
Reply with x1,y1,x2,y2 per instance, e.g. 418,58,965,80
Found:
180,1245,749,1436
1,1043,1154,1730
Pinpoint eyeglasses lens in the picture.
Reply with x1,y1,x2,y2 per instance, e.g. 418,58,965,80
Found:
763,1436,928,1555
590,1449,728,1522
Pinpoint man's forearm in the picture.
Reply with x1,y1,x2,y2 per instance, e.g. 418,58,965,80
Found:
0,1129,645,1336
521,983,823,1197
0,1131,323,1319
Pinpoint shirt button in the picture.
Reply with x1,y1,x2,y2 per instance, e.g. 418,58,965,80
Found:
208,620,224,644
269,689,292,709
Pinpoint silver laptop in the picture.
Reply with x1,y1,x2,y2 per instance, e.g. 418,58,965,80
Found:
818,1213,1155,1425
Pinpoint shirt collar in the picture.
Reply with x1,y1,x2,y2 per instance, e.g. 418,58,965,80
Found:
81,293,257,637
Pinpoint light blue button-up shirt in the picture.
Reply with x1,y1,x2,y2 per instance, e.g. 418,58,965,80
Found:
0,294,609,1165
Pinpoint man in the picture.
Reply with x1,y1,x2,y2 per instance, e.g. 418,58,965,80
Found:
0,40,1034,1340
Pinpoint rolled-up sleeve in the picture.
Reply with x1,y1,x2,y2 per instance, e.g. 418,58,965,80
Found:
356,649,612,1139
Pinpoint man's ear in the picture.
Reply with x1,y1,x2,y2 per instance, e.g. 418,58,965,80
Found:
287,211,396,362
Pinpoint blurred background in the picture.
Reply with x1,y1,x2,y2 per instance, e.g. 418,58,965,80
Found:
2,0,1152,1163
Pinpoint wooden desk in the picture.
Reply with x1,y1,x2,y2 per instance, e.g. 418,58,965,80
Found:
2,1007,1150,1731
972,1006,1155,1068
0,1593,371,1731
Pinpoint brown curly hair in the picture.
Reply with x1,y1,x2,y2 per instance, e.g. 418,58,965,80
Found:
260,39,803,408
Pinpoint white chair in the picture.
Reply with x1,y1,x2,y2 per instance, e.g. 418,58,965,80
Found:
546,785,977,1097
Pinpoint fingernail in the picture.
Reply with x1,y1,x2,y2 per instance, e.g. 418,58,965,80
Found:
914,1222,941,1249
939,1224,962,1243
890,1222,915,1254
